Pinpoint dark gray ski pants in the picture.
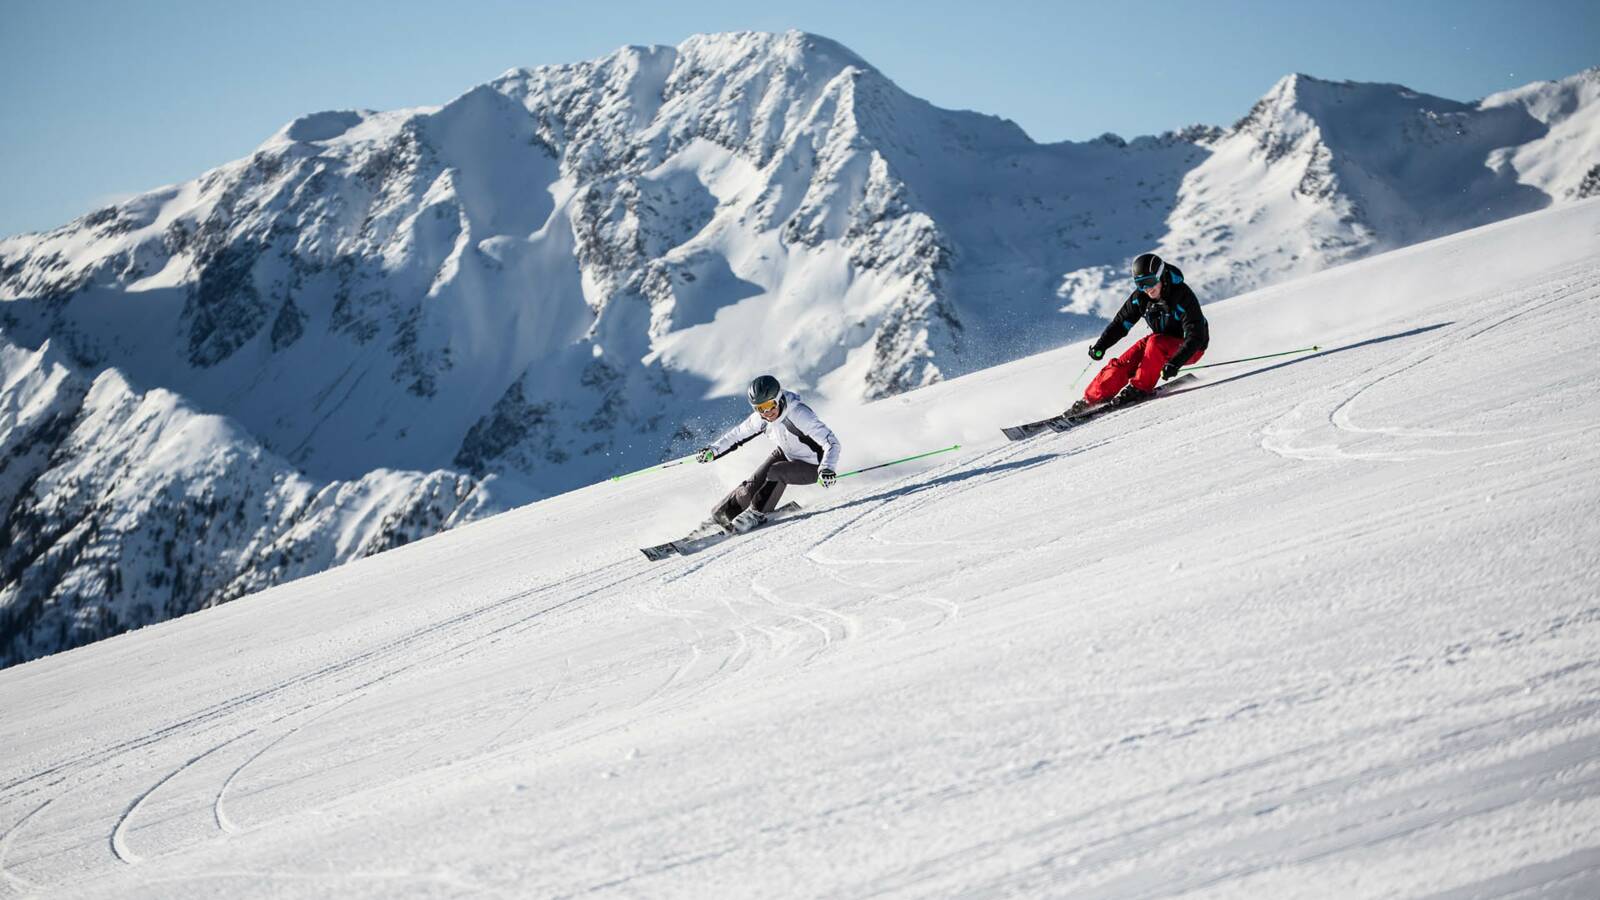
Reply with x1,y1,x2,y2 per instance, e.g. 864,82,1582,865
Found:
714,450,819,520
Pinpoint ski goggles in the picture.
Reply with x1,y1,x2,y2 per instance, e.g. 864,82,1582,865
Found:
1133,273,1161,288
753,397,781,413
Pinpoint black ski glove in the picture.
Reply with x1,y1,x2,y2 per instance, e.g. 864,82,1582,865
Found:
697,447,716,464
1161,361,1181,380
1088,346,1105,361
818,467,837,488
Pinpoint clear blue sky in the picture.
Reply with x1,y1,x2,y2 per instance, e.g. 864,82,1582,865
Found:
1,0,1594,239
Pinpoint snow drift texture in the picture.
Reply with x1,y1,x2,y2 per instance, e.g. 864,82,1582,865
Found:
0,31,1596,666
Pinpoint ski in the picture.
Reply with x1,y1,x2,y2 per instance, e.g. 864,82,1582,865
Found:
640,502,803,562
1001,416,1061,442
1001,374,1196,441
1047,374,1196,432
640,520,723,562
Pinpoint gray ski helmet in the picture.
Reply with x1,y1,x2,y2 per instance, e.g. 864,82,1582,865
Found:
1132,252,1165,286
747,374,782,408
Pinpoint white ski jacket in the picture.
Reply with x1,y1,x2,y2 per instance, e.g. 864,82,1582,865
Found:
709,390,841,470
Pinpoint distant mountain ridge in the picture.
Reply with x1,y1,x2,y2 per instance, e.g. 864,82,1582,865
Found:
1,31,1594,666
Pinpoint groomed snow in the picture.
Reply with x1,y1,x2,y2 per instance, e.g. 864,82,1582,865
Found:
2,199,1598,897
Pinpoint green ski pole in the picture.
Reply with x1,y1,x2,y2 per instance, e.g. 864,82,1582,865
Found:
837,444,962,480
1068,358,1094,393
610,453,697,483
1183,345,1320,372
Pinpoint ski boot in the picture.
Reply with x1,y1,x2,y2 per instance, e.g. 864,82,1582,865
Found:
730,508,767,534
1107,384,1152,409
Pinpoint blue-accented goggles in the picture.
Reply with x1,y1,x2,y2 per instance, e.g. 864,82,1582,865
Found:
1133,273,1160,288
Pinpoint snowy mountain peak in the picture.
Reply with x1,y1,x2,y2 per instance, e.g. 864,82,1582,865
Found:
1232,73,1472,164
277,109,376,145
678,29,876,78
1479,66,1600,201
1482,64,1600,116
1146,66,1573,306
1229,73,1318,163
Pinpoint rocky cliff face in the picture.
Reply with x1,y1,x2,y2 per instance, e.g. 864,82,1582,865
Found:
0,337,487,664
0,33,1593,667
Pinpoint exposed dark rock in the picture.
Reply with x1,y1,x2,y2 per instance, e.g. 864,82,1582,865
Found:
1575,163,1600,200
270,296,307,351
454,378,566,475
185,242,270,367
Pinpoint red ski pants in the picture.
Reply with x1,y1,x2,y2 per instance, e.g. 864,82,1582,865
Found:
1084,334,1203,403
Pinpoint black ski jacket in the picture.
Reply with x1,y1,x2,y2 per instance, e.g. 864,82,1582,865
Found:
1091,264,1209,369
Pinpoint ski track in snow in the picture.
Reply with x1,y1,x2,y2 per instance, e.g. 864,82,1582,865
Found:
625,445,1003,689
0,798,51,893
848,603,1600,896
0,555,655,886
213,695,369,835
871,696,1600,897
2,559,630,798
4,202,1600,896
473,655,575,757
111,739,246,865
1262,263,1600,462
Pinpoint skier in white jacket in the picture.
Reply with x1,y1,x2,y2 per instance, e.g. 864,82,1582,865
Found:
698,375,841,533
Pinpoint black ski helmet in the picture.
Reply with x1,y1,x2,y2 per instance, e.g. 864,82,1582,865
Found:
1132,252,1166,285
747,374,782,408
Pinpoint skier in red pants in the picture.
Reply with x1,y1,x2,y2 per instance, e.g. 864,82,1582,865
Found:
1065,252,1209,417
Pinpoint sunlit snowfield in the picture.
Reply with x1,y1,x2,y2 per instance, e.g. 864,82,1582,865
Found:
3,199,1599,898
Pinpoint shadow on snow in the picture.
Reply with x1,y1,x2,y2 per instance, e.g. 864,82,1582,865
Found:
1184,321,1454,393
788,452,1062,531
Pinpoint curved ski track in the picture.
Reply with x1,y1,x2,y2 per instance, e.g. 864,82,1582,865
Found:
0,555,663,889
1262,265,1600,462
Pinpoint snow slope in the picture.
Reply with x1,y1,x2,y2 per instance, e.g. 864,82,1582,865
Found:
1,138,1599,900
